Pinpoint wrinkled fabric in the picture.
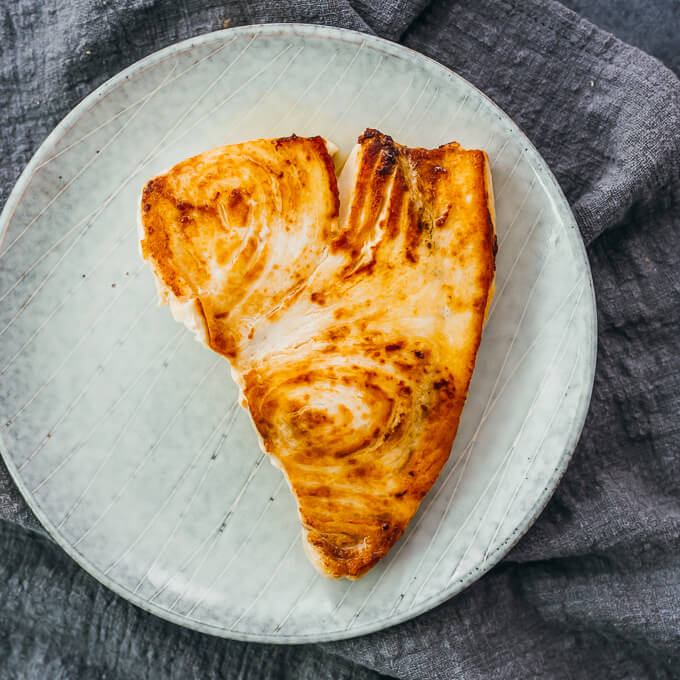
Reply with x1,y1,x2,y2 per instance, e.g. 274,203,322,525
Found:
1,1,679,678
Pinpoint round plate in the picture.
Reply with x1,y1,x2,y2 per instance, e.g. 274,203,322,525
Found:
0,24,596,643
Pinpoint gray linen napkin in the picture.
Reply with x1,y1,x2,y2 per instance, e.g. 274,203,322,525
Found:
1,1,679,678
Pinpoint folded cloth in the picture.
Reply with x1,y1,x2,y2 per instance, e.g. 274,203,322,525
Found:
1,1,679,678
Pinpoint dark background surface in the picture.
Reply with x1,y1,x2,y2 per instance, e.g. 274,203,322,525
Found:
563,0,679,75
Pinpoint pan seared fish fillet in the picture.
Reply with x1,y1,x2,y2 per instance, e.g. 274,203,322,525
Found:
139,129,496,579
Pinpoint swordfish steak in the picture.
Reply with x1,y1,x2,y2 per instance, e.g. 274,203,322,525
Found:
139,129,496,579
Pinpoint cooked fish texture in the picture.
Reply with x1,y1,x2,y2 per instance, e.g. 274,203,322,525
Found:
139,129,496,579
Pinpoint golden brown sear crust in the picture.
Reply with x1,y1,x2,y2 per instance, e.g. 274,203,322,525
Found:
140,135,340,358
139,129,496,579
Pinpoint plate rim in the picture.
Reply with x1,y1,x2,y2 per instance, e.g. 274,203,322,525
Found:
0,22,597,643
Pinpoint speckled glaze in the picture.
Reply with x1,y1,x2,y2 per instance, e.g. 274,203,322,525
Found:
0,24,596,643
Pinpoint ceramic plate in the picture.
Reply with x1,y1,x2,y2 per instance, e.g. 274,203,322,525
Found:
0,24,596,642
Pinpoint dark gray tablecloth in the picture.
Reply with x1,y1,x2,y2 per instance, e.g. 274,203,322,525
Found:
561,0,680,76
2,1,679,678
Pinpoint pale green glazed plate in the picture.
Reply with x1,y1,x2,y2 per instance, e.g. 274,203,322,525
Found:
0,24,596,643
